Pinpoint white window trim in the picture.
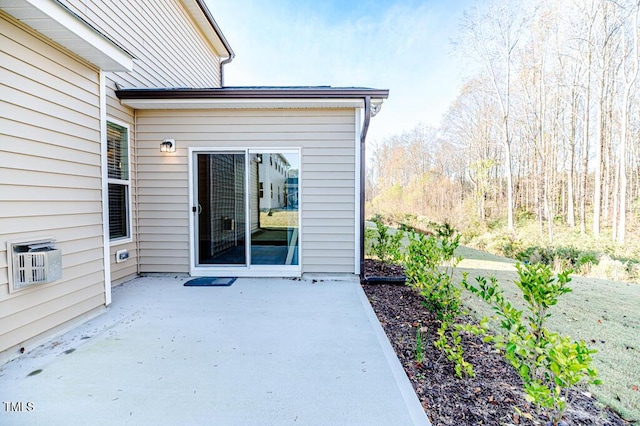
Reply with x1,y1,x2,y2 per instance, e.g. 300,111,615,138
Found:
107,117,133,246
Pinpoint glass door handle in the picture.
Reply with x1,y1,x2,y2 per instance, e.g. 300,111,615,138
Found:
193,204,202,214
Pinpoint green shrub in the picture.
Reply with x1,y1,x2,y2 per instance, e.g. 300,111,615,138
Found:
404,228,461,318
403,213,418,228
368,216,404,270
516,209,535,223
462,263,600,425
364,228,377,258
515,246,600,272
404,225,472,378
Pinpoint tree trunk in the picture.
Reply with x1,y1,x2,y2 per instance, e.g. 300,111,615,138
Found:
592,64,605,237
581,58,591,235
566,78,578,228
617,4,639,245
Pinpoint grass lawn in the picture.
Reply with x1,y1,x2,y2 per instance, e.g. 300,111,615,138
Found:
259,210,298,228
455,245,640,422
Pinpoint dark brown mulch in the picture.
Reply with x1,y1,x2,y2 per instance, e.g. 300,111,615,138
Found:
363,258,405,279
362,258,629,426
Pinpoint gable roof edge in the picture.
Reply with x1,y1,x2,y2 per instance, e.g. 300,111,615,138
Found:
181,0,234,61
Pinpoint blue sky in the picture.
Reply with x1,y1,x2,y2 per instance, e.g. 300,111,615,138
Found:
205,0,473,142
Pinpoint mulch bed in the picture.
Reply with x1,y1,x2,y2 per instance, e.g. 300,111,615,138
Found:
361,258,629,426
363,258,406,279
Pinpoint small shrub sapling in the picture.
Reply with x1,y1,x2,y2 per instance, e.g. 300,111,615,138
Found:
369,216,405,272
462,263,600,425
404,224,473,378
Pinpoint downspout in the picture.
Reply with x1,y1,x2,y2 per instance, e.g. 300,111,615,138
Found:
220,54,234,87
359,96,371,276
134,110,140,277
99,71,112,305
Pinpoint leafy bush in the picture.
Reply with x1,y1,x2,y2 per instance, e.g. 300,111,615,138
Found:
404,225,473,377
516,209,536,222
402,213,419,228
461,219,488,244
404,227,461,318
484,232,523,258
364,228,377,257
462,263,600,424
515,246,599,272
368,216,404,269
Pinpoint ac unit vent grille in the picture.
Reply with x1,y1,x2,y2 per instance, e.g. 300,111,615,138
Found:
8,239,62,292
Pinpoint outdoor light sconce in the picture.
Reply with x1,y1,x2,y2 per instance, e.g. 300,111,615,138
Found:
160,139,176,153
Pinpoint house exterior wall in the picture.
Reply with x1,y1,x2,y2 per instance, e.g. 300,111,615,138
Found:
0,13,106,353
135,109,357,274
61,0,223,89
57,0,227,284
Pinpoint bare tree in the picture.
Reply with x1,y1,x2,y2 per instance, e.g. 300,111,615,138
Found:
458,0,535,232
616,0,639,244
366,0,640,250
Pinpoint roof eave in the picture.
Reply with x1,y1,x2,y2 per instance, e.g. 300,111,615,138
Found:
1,0,133,71
181,0,234,60
115,87,389,100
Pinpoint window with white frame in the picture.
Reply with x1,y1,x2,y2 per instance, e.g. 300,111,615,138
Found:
107,121,130,241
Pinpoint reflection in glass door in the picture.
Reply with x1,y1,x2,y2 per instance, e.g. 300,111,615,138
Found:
196,152,246,265
249,152,299,265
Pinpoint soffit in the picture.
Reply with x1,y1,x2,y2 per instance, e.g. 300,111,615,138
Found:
1,0,133,71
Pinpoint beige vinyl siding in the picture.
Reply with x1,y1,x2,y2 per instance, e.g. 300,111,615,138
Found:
135,109,357,274
0,14,105,352
62,0,222,88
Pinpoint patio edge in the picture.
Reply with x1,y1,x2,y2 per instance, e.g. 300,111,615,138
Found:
355,281,432,426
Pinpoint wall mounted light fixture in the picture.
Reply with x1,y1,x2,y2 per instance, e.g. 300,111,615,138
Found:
160,139,176,153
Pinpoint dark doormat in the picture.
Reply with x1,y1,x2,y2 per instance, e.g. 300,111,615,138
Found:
184,277,237,287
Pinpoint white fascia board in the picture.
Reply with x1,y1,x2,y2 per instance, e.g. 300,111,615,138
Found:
119,98,365,110
179,0,231,60
2,0,133,71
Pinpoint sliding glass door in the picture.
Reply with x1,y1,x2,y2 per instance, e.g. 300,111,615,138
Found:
196,152,246,266
249,152,299,266
193,150,300,274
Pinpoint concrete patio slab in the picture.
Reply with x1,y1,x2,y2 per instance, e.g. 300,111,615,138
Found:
0,276,430,425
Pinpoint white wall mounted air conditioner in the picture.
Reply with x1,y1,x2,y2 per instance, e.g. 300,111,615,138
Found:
7,238,62,293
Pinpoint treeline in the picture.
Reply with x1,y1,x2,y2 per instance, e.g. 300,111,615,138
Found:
368,0,640,245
